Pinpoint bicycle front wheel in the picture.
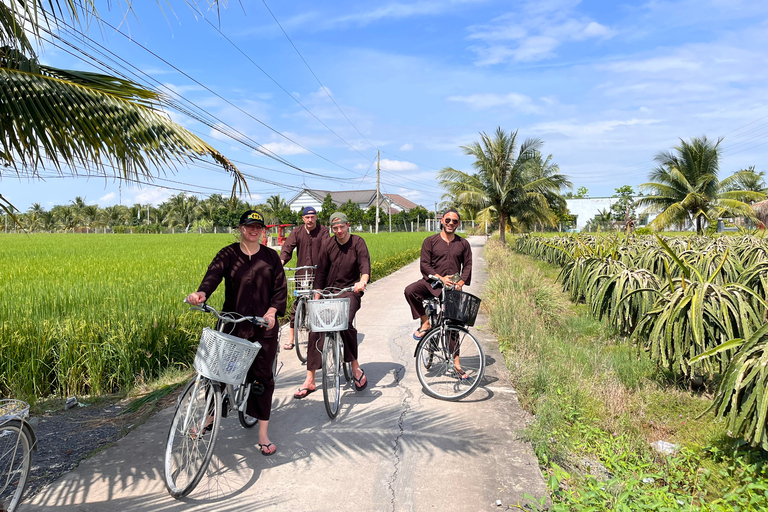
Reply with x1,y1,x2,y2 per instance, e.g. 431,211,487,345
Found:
322,333,342,419
0,419,33,512
415,326,485,401
294,299,310,364
164,376,222,498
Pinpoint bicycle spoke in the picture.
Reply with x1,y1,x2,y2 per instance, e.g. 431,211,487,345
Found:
415,327,485,401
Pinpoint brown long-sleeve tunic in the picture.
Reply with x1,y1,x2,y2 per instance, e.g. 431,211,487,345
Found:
314,234,371,290
419,233,473,288
279,223,327,266
195,243,287,421
307,234,371,371
197,243,287,340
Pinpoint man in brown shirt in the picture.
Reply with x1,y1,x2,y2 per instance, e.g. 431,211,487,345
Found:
280,206,327,349
294,212,371,398
404,208,472,339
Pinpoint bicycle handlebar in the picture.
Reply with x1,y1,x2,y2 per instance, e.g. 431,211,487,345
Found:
284,265,316,271
427,274,455,290
184,300,269,327
313,286,355,299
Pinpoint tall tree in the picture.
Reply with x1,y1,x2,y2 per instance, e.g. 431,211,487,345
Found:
438,127,570,243
639,136,762,234
0,1,245,220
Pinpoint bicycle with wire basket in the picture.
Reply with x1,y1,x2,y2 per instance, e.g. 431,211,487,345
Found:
284,265,316,363
0,399,37,512
413,275,485,401
163,303,280,498
308,287,355,419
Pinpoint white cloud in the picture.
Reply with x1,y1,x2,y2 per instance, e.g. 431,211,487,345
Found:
97,192,116,205
532,118,659,137
331,0,486,27
132,188,174,206
468,2,616,64
399,143,414,151
257,141,309,156
447,92,539,113
380,158,418,171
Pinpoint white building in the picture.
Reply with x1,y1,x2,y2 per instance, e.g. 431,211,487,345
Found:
566,197,659,231
287,188,420,213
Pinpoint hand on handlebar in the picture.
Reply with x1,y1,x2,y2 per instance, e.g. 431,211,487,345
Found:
353,281,367,293
263,308,277,330
185,291,207,305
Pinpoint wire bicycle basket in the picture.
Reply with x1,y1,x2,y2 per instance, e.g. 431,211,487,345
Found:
287,268,315,296
0,399,29,425
193,328,262,385
307,298,350,332
444,289,481,326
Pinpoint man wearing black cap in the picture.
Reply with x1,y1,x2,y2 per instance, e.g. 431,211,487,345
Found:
186,209,287,456
279,206,327,349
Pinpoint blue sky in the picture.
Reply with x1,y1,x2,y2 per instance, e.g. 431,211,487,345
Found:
4,0,768,212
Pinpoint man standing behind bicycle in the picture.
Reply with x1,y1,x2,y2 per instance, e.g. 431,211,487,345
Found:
294,212,371,398
280,206,326,350
404,208,472,340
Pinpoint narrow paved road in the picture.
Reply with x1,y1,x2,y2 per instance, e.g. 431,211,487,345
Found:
24,236,547,511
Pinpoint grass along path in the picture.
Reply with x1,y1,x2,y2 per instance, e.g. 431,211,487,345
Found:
483,239,768,511
0,231,430,401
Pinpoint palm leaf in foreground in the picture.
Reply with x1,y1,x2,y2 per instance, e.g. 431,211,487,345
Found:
1,50,246,197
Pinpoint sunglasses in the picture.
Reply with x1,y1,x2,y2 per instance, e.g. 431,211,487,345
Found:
443,218,460,225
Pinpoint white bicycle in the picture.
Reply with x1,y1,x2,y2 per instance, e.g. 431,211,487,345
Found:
163,303,280,498
0,399,37,512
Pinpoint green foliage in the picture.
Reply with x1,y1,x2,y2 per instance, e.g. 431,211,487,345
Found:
0,232,428,400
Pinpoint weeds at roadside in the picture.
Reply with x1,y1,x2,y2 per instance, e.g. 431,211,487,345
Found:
485,238,768,510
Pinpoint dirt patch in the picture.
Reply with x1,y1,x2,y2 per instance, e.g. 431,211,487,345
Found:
25,391,181,500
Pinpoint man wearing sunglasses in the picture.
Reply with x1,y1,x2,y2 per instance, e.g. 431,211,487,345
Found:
404,208,473,340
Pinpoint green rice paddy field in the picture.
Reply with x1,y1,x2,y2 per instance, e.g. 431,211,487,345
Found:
0,231,429,400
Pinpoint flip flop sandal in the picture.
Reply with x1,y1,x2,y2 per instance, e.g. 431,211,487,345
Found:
258,442,276,456
413,328,430,340
353,369,368,391
283,342,295,350
293,387,316,399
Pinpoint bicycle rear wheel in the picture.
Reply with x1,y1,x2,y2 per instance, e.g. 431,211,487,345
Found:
415,326,485,401
322,333,342,419
0,419,33,512
164,376,222,498
294,299,310,364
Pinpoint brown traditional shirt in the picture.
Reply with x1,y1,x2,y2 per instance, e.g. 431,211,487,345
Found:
419,232,473,285
197,243,287,340
314,234,371,290
279,223,327,266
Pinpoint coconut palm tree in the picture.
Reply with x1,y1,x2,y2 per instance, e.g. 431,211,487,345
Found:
0,1,245,220
167,194,199,232
639,137,762,234
438,127,571,243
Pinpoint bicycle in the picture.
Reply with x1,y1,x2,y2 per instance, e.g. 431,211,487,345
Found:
0,399,37,512
164,303,279,498
413,275,486,401
307,287,355,419
284,265,316,364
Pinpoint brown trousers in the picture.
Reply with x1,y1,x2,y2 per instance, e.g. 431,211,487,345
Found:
306,291,362,371
404,279,438,319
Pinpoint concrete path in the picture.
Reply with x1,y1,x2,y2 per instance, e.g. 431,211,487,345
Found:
24,236,547,511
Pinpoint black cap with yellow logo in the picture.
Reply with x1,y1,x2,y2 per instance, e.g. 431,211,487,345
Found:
239,210,265,227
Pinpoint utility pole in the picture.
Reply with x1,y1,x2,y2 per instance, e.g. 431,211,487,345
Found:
375,151,380,234
388,198,392,233
434,202,438,232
